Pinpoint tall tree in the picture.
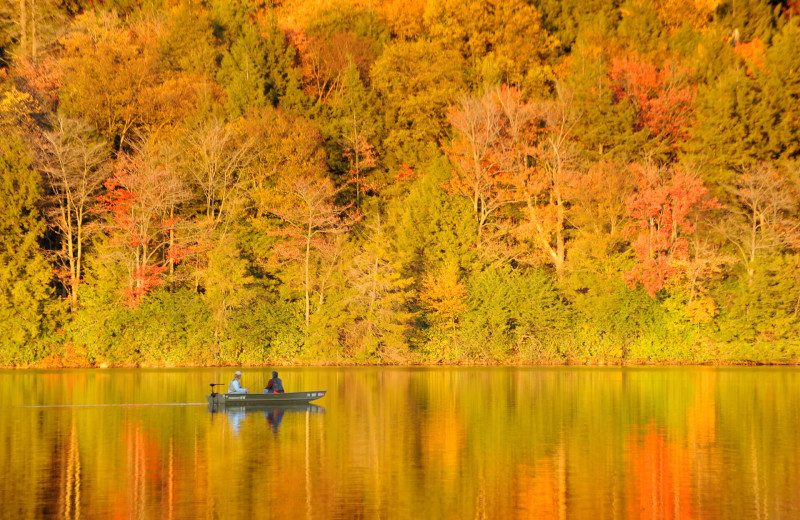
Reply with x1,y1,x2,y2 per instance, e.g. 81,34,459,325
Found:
345,212,413,361
761,19,800,161
606,55,695,159
99,149,190,305
535,0,621,52
217,24,270,117
156,3,218,75
420,260,468,347
691,20,800,169
568,160,634,268
58,12,160,150
386,160,477,279
721,163,800,287
185,119,255,229
511,86,582,278
690,66,764,169
424,0,557,92
0,130,54,364
570,52,695,161
292,28,375,104
242,107,328,220
0,0,67,61
653,0,717,31
444,86,520,245
36,116,109,311
266,175,356,329
203,236,255,338
215,6,301,114
624,164,719,297
329,61,380,205
377,0,427,40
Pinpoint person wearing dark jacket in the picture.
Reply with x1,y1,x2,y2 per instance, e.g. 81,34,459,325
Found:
264,371,285,394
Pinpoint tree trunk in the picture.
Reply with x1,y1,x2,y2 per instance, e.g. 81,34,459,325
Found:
75,202,85,312
135,247,141,290
748,211,757,288
554,190,565,279
526,197,564,278
30,0,36,59
19,0,27,57
67,225,76,313
553,142,566,279
304,222,312,329
169,206,175,288
369,214,380,315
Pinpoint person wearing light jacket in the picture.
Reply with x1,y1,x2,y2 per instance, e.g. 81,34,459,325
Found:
228,371,249,394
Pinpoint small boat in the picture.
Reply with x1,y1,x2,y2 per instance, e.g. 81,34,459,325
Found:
206,384,326,407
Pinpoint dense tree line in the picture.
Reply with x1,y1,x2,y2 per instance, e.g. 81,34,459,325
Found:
1,0,799,366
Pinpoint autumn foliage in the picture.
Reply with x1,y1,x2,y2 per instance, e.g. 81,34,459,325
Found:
99,154,189,305
443,86,523,242
2,0,800,366
608,56,695,154
624,165,720,297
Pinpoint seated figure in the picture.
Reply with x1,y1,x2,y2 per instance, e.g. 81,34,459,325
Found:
228,371,248,394
263,371,285,394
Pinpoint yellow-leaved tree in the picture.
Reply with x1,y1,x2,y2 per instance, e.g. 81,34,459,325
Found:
420,262,468,355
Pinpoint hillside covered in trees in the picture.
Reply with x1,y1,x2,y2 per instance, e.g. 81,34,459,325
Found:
1,0,799,367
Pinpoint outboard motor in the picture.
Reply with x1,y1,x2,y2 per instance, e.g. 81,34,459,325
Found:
209,383,225,411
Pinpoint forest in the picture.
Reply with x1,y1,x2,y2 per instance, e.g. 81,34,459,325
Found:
1,0,799,367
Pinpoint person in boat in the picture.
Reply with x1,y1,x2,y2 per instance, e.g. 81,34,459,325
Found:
264,371,285,394
228,370,249,394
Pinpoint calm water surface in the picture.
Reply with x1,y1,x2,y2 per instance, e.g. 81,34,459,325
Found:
1,367,799,519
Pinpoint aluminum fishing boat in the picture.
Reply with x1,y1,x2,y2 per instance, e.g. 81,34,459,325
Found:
206,384,326,407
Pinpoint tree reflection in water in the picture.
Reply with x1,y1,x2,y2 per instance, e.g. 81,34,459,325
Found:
2,367,800,518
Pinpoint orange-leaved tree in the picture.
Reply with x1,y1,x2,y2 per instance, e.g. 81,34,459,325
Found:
58,12,160,150
444,85,522,245
290,29,375,105
241,107,329,220
446,84,582,276
509,85,581,278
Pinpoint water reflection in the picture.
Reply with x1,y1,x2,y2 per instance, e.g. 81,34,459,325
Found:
265,408,283,434
625,425,694,518
1,367,800,518
207,403,325,435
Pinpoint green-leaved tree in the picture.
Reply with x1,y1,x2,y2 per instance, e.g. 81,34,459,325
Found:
0,131,55,365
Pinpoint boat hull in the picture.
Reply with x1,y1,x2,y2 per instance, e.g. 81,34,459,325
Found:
206,390,326,407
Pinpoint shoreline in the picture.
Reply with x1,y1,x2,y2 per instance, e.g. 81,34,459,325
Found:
4,359,799,369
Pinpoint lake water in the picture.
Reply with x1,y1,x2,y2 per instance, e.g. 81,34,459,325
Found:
1,367,799,519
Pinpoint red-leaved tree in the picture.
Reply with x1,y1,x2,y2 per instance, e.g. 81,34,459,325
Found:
609,56,695,156
99,153,190,305
624,165,719,297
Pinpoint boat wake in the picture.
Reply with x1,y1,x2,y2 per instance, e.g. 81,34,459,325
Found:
14,403,208,408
